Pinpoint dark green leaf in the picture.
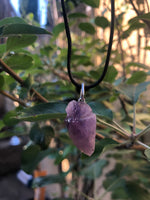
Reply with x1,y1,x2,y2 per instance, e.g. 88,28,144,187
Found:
0,75,4,89
32,173,66,188
52,23,65,37
3,110,20,126
1,24,51,36
22,145,54,174
0,44,6,56
126,71,147,84
0,17,26,27
81,159,107,179
6,35,37,51
5,54,33,69
95,16,109,29
79,23,96,35
68,12,88,18
90,66,118,83
126,181,150,200
16,102,68,122
89,101,113,120
30,124,54,149
82,0,100,8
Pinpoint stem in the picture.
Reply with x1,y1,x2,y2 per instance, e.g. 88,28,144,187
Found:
132,103,136,136
0,59,48,103
136,141,150,150
97,118,130,139
135,124,150,140
0,90,27,107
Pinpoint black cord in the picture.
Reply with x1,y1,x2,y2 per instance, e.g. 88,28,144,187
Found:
61,0,115,91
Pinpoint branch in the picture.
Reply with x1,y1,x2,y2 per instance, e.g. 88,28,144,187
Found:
0,59,48,103
0,90,27,107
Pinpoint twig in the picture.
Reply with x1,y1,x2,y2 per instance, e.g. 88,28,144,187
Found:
97,118,130,139
0,58,48,103
0,90,27,107
135,124,150,140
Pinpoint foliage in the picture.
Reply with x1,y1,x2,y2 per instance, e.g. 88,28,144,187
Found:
0,0,150,199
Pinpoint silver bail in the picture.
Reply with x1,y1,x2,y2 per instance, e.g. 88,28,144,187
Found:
78,83,85,102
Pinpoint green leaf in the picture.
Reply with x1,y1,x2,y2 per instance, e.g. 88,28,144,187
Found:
5,54,33,69
0,17,26,27
0,24,51,37
0,75,4,89
30,124,54,149
16,102,68,122
79,23,96,35
3,110,20,126
126,71,147,84
95,16,109,29
32,173,66,188
122,21,145,39
129,12,150,23
52,23,65,37
21,145,54,174
89,101,113,120
68,12,88,19
90,66,118,83
6,35,37,51
144,149,150,161
82,0,100,8
0,44,6,56
126,181,150,200
118,82,150,104
81,159,107,179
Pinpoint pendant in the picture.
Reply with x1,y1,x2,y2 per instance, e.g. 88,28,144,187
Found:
65,83,96,156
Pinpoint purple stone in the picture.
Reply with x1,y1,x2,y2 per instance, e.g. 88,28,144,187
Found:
65,100,96,156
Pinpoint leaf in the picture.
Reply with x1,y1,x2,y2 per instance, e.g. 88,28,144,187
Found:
0,44,6,56
3,110,20,126
30,124,54,149
81,159,108,179
52,23,65,37
79,23,96,35
0,17,26,27
122,21,145,39
129,12,150,23
0,75,4,89
68,12,88,18
16,102,68,122
89,101,113,120
0,24,51,37
21,145,54,174
82,0,100,8
126,181,150,200
144,149,150,161
126,71,147,84
5,54,33,69
95,16,109,29
6,35,37,51
118,81,150,104
90,66,118,83
32,173,66,188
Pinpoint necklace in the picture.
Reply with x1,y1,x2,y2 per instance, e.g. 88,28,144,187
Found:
61,0,115,156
